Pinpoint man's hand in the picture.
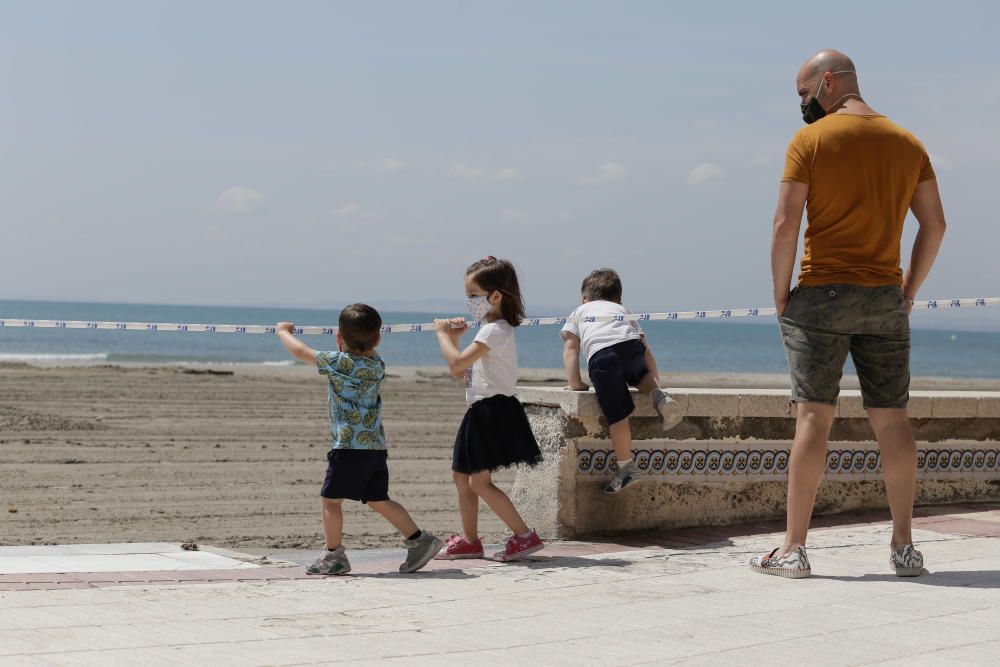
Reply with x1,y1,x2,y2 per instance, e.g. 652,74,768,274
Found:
276,322,295,334
565,382,590,392
774,291,791,318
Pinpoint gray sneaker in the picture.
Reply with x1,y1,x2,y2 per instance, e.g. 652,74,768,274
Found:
306,546,351,576
890,544,925,577
749,546,811,579
399,531,444,573
652,389,684,431
604,459,646,494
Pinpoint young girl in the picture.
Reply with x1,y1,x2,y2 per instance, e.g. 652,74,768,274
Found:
433,256,544,562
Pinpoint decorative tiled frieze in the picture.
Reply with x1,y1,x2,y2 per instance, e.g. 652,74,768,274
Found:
576,444,1000,481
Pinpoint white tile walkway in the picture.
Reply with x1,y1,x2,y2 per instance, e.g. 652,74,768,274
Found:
0,543,259,574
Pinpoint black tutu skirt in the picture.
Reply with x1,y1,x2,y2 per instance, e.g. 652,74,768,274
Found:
453,394,543,474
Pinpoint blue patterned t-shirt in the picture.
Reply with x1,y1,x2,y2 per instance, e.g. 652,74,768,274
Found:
316,351,387,450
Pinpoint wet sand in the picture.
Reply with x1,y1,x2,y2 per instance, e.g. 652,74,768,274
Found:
3,363,998,549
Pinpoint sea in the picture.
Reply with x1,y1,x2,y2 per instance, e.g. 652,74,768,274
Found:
1,300,998,378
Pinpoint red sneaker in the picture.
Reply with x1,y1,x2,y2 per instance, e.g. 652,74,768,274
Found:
434,534,484,560
493,530,544,562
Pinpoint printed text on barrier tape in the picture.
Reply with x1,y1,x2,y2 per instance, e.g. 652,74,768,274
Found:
1,298,997,335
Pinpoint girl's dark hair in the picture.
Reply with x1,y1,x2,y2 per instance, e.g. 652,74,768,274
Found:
465,256,525,327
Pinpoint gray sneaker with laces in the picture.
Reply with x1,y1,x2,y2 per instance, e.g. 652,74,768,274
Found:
604,459,646,494
651,389,684,431
399,531,444,573
890,543,924,577
750,546,811,579
306,546,351,575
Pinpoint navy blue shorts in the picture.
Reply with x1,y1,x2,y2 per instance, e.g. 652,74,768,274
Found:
588,339,650,425
320,449,390,503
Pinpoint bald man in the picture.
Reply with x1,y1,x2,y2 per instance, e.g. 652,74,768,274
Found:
751,50,947,579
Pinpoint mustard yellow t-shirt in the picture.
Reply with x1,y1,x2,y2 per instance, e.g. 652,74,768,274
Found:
782,114,936,287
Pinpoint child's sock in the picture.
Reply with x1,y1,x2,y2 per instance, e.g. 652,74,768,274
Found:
516,530,535,539
326,545,342,552
406,530,422,541
617,457,633,467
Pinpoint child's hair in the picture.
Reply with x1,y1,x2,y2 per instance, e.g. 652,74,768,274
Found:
581,268,623,302
465,256,525,327
339,303,382,352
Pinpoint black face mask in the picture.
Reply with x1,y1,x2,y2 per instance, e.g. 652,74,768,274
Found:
800,97,826,125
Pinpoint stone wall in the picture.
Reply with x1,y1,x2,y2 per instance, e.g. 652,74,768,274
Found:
513,387,1000,539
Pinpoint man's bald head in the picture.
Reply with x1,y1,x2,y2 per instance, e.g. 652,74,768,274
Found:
796,49,861,109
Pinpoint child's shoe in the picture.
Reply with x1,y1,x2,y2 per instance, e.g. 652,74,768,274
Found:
890,543,925,577
651,389,684,431
399,531,444,573
434,534,485,560
604,459,646,494
306,546,351,575
492,530,544,562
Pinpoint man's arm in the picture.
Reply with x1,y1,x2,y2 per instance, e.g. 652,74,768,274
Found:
771,181,809,316
903,179,947,312
276,322,319,366
561,332,588,391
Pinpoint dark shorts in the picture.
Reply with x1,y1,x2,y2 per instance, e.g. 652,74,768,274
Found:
320,449,390,503
588,339,651,425
779,285,910,409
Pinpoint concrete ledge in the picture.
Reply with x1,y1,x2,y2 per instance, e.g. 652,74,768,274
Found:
513,387,1000,539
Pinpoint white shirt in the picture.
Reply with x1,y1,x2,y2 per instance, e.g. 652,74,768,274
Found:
560,300,644,362
465,320,518,405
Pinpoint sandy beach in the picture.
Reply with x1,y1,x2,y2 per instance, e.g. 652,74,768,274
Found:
3,363,1000,550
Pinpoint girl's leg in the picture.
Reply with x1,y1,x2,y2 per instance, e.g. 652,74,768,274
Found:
321,498,344,550
453,471,480,540
368,500,418,538
468,470,529,535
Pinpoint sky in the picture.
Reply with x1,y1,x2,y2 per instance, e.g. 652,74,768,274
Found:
2,1,998,327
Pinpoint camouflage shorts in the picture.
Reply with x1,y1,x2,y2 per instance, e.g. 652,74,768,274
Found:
779,285,910,408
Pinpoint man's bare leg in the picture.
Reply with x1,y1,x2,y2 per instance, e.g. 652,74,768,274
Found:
867,407,917,549
781,402,836,554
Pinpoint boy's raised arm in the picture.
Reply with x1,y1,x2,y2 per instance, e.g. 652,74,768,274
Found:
276,322,319,366
561,332,588,391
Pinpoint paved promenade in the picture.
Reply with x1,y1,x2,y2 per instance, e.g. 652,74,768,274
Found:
2,505,999,665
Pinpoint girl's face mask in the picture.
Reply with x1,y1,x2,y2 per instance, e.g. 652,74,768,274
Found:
465,294,492,321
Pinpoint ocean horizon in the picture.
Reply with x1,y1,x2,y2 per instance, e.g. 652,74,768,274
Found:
1,299,999,379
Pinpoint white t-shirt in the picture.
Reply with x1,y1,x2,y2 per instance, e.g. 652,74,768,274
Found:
560,300,644,362
465,320,518,405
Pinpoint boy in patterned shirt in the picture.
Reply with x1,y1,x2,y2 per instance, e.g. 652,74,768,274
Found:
276,304,442,575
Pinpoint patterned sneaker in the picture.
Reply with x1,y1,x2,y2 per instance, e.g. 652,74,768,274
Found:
652,390,684,431
399,531,444,573
434,534,485,560
890,544,924,577
604,459,646,494
493,530,544,562
749,546,811,579
306,546,351,575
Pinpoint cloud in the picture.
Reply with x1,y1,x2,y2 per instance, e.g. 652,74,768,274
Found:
687,163,726,186
929,153,955,171
214,186,265,214
447,163,524,183
359,157,407,173
332,203,378,220
581,162,629,185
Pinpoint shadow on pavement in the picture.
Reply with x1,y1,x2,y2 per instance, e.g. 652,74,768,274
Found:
811,570,1000,589
499,555,633,569
350,568,479,580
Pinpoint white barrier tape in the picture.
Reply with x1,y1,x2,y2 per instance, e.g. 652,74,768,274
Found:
1,298,997,336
